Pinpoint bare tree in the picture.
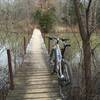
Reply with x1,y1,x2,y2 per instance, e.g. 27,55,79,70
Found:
73,0,97,100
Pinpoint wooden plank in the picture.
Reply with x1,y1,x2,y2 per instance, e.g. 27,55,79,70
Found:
7,92,60,99
14,81,58,86
15,84,58,90
7,97,61,100
8,88,59,94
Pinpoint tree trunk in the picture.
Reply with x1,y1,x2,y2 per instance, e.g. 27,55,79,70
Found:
73,0,93,99
82,39,93,100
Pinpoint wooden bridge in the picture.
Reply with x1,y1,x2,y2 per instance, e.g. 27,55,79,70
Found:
6,29,61,100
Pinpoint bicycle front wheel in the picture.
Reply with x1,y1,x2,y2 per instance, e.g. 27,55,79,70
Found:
62,60,72,85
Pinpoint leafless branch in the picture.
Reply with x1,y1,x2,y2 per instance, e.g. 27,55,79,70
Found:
86,0,92,14
92,43,100,52
86,0,92,37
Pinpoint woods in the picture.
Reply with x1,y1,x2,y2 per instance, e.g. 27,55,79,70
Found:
0,0,100,100
0,0,35,33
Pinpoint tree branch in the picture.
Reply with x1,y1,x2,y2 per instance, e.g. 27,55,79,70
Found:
86,0,92,37
92,43,100,52
86,0,92,14
73,0,87,41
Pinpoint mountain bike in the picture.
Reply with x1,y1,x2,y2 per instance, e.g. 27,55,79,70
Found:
48,37,72,100
48,36,72,99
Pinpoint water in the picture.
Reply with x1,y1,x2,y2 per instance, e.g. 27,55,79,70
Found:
0,47,8,66
0,48,8,80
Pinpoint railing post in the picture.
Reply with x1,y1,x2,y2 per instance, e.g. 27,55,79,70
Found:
7,49,14,90
24,37,26,54
48,38,50,54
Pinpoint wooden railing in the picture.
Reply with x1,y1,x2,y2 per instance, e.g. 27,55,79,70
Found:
0,35,30,100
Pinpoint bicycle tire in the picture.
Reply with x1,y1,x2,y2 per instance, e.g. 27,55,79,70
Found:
58,60,72,99
62,60,72,85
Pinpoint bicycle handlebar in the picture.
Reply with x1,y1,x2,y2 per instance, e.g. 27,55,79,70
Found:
65,44,71,47
47,36,71,47
47,36,69,42
48,36,56,40
60,38,69,41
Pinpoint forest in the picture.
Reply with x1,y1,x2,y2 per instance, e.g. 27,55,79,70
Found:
0,0,100,100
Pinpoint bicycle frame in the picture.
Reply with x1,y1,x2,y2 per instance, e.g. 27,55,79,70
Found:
50,37,70,62
49,37,70,78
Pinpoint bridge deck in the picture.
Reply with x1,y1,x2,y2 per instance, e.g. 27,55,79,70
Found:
6,29,61,100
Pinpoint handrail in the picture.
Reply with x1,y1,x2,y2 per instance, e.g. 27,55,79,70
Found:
46,36,70,41
0,33,31,100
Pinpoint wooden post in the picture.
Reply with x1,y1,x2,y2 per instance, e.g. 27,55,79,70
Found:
48,38,50,54
7,49,14,90
24,37,26,54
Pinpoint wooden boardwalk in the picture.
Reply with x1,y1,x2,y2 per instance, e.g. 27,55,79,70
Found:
6,29,61,100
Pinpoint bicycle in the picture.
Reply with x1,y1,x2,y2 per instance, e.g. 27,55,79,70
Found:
48,37,72,100
48,36,72,99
